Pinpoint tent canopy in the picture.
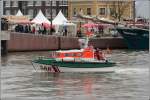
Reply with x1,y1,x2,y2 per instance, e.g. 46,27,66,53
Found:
52,10,77,37
31,10,51,24
16,10,23,16
2,15,31,24
52,10,68,25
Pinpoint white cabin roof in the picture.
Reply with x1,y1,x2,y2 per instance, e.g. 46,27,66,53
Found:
56,49,84,53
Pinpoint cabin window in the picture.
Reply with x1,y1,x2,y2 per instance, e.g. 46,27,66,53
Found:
73,53,77,57
56,53,60,57
70,53,73,57
65,53,69,57
77,53,82,57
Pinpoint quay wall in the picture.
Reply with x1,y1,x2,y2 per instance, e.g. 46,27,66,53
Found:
8,33,59,51
7,32,127,52
89,38,127,49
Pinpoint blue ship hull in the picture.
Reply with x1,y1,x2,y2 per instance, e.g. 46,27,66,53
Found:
116,27,149,49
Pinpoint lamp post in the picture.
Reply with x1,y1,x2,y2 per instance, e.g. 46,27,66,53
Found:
50,0,52,35
0,0,3,31
133,0,136,26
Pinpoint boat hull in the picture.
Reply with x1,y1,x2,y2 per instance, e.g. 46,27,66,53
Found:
32,58,116,73
116,27,149,49
32,63,115,73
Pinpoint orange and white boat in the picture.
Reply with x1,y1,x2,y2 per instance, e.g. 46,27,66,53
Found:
32,38,115,73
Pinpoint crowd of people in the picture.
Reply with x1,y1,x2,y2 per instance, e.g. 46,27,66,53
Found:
14,23,56,35
76,25,105,37
15,24,31,33
1,19,116,38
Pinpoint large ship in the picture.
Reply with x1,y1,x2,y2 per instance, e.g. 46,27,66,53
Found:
116,27,149,49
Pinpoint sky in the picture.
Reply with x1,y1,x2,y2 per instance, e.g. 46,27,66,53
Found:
135,0,150,18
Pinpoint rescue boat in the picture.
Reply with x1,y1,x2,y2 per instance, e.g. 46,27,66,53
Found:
32,41,116,72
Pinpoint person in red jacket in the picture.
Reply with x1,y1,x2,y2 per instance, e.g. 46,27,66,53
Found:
95,48,105,60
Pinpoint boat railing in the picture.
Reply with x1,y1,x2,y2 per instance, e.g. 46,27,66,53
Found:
38,56,46,60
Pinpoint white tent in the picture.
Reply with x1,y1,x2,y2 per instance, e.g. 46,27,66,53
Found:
52,10,68,25
52,10,77,37
31,10,51,24
16,10,23,16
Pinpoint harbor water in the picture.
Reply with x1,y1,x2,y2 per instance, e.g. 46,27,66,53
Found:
1,50,149,100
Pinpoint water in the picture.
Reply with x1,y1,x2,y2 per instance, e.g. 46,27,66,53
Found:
1,50,149,100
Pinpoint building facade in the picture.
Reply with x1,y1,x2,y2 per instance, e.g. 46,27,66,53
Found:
3,0,134,21
3,1,68,19
68,0,134,21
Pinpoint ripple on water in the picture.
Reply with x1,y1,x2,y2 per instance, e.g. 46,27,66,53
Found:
1,50,149,100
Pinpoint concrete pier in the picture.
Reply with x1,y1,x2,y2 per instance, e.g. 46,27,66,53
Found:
1,31,10,55
1,40,8,56
7,32,127,52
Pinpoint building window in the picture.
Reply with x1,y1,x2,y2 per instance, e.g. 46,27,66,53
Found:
80,8,82,11
46,8,51,17
28,1,33,6
5,1,10,7
52,9,56,18
33,1,36,6
46,1,55,6
14,10,17,15
33,9,38,17
64,9,68,17
5,10,10,15
46,1,50,6
73,8,76,16
99,8,106,15
52,1,56,6
10,1,14,7
63,1,68,5
3,1,6,7
110,8,114,16
15,1,18,7
11,1,18,7
36,1,41,6
28,9,33,19
87,8,91,15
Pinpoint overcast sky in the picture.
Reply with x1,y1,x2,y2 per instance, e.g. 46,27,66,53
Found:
135,0,150,18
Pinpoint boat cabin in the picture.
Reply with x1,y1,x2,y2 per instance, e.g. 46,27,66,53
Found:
52,47,105,61
55,48,94,59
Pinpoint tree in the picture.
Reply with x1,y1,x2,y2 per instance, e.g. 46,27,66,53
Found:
110,1,131,21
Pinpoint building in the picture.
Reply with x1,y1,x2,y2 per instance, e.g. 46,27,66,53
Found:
3,0,134,21
3,1,68,19
68,0,134,21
